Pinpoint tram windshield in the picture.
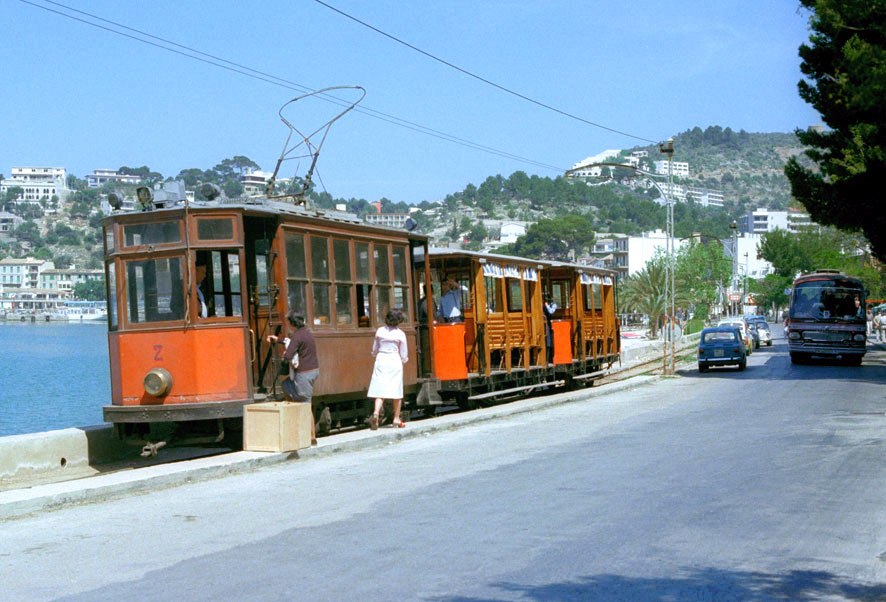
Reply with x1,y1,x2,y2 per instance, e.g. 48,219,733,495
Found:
125,256,185,323
790,281,865,322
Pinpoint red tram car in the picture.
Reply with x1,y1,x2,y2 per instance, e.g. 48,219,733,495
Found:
101,189,620,448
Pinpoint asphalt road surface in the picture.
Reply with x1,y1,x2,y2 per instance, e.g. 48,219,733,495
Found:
3,331,886,601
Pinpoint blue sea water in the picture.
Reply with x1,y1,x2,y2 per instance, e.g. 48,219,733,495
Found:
0,322,111,437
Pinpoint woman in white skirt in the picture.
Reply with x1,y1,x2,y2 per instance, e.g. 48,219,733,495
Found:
369,309,409,429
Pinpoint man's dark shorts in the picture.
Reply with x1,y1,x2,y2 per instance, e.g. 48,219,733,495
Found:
282,368,320,403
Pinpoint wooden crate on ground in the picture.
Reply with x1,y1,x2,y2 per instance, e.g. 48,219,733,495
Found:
244,402,311,452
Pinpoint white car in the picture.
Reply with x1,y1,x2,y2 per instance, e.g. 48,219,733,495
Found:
752,321,772,346
717,320,753,355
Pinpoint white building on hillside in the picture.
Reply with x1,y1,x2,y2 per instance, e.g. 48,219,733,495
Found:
1,166,69,204
740,208,814,234
499,222,527,244
364,213,410,228
85,169,141,188
10,167,66,182
239,169,291,197
570,149,621,177
656,183,724,207
654,160,690,177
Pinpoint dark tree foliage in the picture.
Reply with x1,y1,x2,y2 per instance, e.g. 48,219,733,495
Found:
785,0,886,261
74,279,106,301
118,166,163,183
506,214,596,260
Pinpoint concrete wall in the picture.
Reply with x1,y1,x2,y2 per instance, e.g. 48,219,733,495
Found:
0,424,124,481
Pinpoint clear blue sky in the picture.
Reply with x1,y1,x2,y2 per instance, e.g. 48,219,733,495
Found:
2,0,820,204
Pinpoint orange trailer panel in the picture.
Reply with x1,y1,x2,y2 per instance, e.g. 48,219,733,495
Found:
433,323,468,381
110,327,250,405
552,320,573,365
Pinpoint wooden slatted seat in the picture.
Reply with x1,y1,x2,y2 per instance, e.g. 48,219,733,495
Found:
506,314,527,368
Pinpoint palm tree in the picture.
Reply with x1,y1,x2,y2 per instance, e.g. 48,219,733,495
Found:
620,257,690,337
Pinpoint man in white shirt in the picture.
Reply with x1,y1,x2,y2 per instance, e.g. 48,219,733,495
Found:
436,278,463,323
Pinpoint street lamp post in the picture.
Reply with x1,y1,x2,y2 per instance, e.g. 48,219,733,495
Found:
659,138,675,375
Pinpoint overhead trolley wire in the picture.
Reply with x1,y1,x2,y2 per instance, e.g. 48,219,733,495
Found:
18,0,569,174
313,0,659,145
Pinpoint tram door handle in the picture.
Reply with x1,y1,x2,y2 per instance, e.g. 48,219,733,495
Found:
248,328,256,364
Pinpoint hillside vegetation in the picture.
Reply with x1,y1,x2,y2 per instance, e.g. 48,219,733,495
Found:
0,127,807,266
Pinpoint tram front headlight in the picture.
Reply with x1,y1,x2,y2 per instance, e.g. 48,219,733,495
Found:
144,368,173,397
789,331,801,340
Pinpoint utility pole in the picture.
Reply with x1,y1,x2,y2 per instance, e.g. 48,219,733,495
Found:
729,221,738,317
659,138,675,375
743,251,749,314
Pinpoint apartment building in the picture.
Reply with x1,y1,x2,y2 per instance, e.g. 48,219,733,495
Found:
654,160,690,177
85,169,141,188
0,257,55,289
739,208,813,234
40,267,104,292
364,213,410,228
0,211,23,235
1,166,69,203
589,230,690,281
658,183,724,207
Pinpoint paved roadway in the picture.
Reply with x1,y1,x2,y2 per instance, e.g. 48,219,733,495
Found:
3,330,886,601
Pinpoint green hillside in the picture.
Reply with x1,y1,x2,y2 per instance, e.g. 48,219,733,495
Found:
0,127,807,267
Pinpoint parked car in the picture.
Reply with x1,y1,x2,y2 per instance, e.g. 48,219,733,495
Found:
747,322,761,350
717,319,753,355
747,318,772,346
698,327,747,372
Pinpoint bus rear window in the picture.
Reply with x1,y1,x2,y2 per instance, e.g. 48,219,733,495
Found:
125,257,184,323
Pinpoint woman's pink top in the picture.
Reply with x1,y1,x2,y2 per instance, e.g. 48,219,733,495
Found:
372,326,408,363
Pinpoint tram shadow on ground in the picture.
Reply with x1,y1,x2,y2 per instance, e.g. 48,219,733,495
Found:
77,424,237,474
439,568,886,601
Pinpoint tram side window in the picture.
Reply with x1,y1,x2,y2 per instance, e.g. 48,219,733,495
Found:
311,237,331,325
104,227,115,255
552,280,570,310
125,257,184,324
485,276,502,313
356,242,372,327
506,279,523,312
285,233,308,317
375,245,391,323
196,250,242,318
254,240,271,306
458,277,472,312
107,262,118,330
583,284,593,312
333,239,352,326
592,284,603,311
391,246,410,320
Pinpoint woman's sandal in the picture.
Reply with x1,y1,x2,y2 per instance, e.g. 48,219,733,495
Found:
370,414,379,430
392,420,405,428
